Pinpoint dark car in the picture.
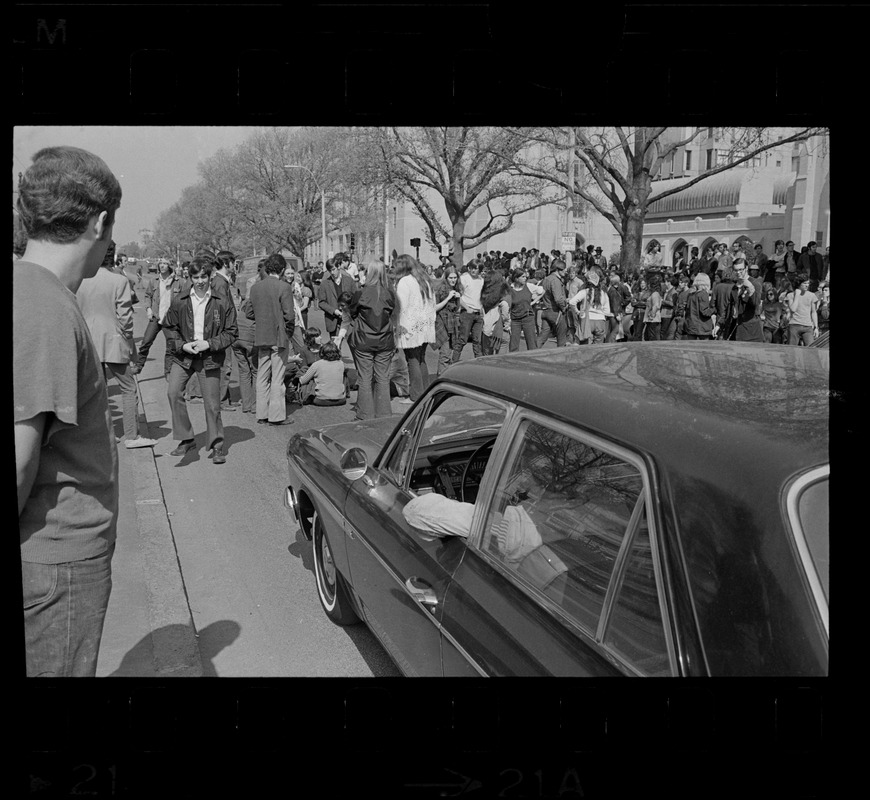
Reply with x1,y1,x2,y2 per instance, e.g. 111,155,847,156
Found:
284,342,829,676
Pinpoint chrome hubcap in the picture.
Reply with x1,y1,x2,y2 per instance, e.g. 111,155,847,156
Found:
320,536,336,590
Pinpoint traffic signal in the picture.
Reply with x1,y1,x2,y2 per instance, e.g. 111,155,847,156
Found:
410,237,421,248
349,233,355,251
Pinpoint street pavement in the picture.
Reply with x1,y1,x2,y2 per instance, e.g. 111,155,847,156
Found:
98,294,435,677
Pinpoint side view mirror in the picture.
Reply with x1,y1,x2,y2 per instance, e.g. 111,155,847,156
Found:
339,447,368,481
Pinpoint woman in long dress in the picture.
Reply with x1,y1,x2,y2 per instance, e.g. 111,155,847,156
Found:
393,254,436,403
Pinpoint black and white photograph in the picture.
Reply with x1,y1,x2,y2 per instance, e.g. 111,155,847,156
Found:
15,2,846,796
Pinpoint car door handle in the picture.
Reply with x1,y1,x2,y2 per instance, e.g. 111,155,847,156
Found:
405,577,438,608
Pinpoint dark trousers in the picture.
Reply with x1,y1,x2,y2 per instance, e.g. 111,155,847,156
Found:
137,318,173,377
452,310,483,362
404,345,429,401
509,317,537,351
231,339,257,412
660,316,676,341
355,348,394,419
167,359,223,451
536,310,567,348
643,321,661,341
605,316,621,343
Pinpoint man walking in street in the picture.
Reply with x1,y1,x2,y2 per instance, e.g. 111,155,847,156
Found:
248,252,297,425
134,257,183,378
452,258,485,362
212,250,241,412
536,259,569,348
164,255,238,461
15,145,122,677
76,240,157,449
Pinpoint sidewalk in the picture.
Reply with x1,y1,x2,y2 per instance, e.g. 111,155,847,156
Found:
97,303,202,677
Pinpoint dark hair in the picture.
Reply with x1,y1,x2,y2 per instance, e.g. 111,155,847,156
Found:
17,145,123,243
117,252,127,259
188,255,216,277
775,239,785,248
263,252,286,276
337,291,353,307
319,341,341,361
480,271,509,313
303,326,322,349
216,250,235,269
101,240,116,268
807,241,817,248
786,240,794,247
510,267,527,283
549,259,566,273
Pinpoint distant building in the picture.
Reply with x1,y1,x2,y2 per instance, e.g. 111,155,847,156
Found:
301,129,829,267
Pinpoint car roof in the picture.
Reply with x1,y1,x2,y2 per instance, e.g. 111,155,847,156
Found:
442,342,829,486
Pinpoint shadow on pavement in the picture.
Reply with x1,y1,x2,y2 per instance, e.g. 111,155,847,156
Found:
106,620,241,677
196,620,242,677
287,526,314,573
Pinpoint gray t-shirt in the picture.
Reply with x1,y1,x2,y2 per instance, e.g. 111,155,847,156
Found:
15,262,118,563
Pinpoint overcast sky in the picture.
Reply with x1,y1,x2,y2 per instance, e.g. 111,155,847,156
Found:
13,126,257,247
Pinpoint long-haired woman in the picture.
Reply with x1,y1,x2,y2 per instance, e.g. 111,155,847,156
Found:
640,271,664,340
432,266,462,376
393,253,436,403
348,260,397,419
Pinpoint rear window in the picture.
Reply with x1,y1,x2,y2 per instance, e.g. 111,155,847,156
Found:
786,468,829,634
797,479,829,602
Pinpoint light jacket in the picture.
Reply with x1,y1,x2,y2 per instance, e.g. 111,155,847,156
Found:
76,266,136,364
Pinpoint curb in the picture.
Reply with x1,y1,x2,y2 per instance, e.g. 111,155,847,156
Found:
131,371,203,678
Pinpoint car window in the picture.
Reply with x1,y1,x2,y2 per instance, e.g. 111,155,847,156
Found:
602,516,670,676
477,419,666,660
797,478,828,603
381,390,508,501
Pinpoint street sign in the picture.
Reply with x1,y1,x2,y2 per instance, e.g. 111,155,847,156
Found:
561,234,575,252
441,243,450,257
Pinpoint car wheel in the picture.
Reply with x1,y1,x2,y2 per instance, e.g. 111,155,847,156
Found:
313,511,360,626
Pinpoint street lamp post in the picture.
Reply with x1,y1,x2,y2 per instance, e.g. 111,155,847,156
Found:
285,164,326,265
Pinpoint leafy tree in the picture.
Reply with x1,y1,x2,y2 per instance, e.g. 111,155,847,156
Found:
374,127,561,267
512,126,828,273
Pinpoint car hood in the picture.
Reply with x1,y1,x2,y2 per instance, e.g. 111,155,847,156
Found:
291,415,400,465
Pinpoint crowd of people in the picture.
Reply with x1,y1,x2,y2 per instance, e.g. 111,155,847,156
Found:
123,235,831,461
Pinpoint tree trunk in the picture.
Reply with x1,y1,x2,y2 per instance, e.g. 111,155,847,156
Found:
621,208,646,277
450,216,466,270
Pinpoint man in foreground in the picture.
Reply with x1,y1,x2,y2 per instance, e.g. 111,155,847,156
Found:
15,146,122,676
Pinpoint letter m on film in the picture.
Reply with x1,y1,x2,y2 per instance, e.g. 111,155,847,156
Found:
37,19,67,45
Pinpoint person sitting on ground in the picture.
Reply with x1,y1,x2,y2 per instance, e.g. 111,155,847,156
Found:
296,340,347,405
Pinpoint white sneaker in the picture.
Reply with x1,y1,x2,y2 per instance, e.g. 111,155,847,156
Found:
125,436,158,449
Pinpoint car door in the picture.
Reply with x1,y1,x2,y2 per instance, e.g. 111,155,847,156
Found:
440,411,678,677
342,386,512,677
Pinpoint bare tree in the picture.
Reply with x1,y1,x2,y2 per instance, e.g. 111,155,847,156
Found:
512,126,828,272
374,127,561,267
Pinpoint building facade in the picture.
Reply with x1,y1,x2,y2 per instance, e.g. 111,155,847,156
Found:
301,129,829,269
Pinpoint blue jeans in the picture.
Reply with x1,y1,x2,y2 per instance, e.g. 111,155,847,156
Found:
355,348,394,419
23,544,115,677
136,319,173,378
452,310,483,362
